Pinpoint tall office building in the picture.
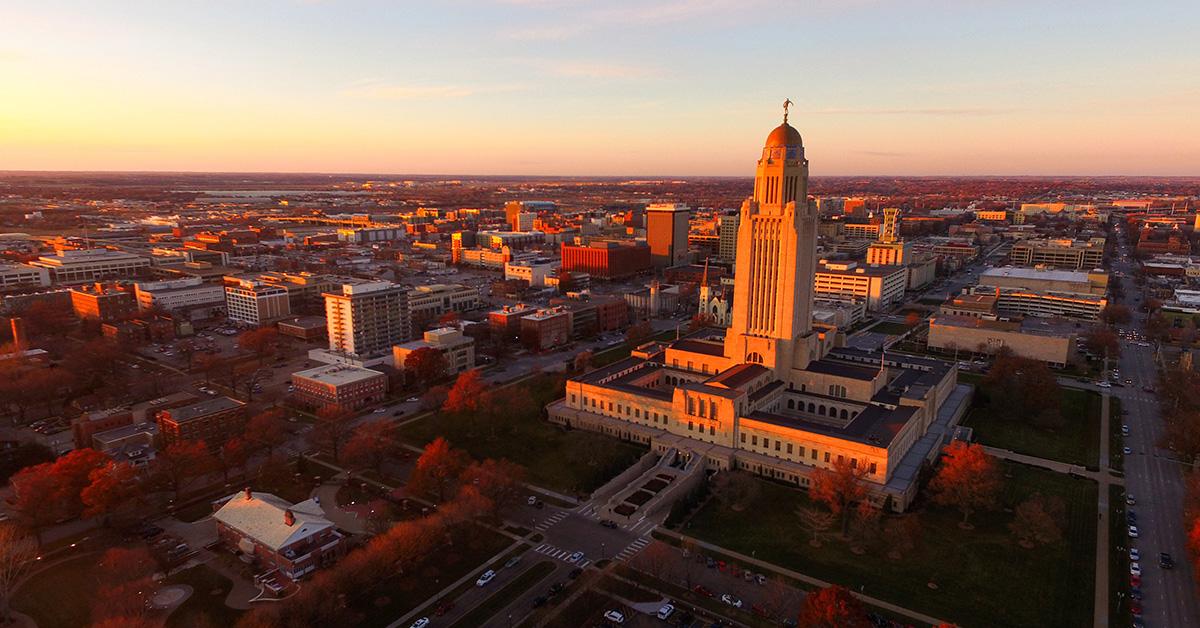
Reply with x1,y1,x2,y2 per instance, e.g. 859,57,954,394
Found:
324,280,410,359
717,212,740,263
866,208,912,266
646,203,691,269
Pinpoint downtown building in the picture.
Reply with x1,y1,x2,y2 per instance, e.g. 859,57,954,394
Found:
30,248,151,284
548,115,967,512
323,279,410,361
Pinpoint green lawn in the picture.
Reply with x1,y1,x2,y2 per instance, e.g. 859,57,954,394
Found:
962,387,1102,467
398,374,646,496
544,588,620,628
12,553,100,628
451,560,556,628
869,321,915,335
165,565,242,628
1109,397,1126,473
683,463,1098,628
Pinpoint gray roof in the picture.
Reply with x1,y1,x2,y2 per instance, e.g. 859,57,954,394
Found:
164,396,245,423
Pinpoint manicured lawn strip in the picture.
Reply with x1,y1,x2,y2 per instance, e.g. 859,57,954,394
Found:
543,588,621,628
596,574,664,603
165,565,242,628
450,561,557,628
12,553,101,627
1110,397,1126,473
957,371,983,386
356,525,514,628
962,387,1101,467
683,464,1097,628
869,321,914,335
397,374,646,496
1108,484,1133,627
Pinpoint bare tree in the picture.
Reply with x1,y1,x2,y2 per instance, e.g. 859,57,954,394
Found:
798,506,836,547
0,525,37,624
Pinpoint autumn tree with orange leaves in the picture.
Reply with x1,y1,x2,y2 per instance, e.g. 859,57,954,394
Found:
809,457,870,536
408,437,468,502
930,441,1003,528
460,458,526,522
796,584,870,628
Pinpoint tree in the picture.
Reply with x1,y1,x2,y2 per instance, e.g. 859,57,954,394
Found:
981,350,1062,428
460,458,526,522
93,547,156,624
882,515,922,560
408,437,468,503
1009,492,1065,547
797,506,836,547
847,501,881,554
761,576,802,621
1100,304,1132,326
404,347,448,388
625,320,653,347
443,369,487,415
343,421,402,474
308,405,355,463
81,460,142,525
483,385,534,439
156,440,216,501
1083,326,1121,360
712,470,761,512
238,327,279,365
8,463,64,544
0,525,37,625
689,313,715,332
244,408,288,458
573,350,594,373
809,458,869,536
796,584,870,628
1146,312,1171,343
220,436,253,482
419,385,449,412
904,311,922,327
930,441,1003,528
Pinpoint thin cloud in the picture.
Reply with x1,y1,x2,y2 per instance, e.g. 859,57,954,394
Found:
856,150,908,157
806,107,1017,116
340,82,526,100
499,0,761,41
511,58,660,79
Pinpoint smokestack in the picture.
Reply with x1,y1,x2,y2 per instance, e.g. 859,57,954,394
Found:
283,509,295,526
10,318,26,352
244,487,253,501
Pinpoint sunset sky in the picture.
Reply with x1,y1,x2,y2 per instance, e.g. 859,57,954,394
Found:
1,0,1198,176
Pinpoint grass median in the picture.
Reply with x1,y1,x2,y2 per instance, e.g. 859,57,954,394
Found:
451,560,556,628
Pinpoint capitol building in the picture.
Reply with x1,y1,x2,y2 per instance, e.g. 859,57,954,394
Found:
547,112,972,511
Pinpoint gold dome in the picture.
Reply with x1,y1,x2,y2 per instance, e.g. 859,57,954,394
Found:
765,122,802,148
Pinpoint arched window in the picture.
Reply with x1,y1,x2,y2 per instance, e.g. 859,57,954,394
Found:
807,402,815,413
840,409,848,420
787,399,795,410
818,404,826,416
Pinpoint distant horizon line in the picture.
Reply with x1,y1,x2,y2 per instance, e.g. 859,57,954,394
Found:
0,168,1196,181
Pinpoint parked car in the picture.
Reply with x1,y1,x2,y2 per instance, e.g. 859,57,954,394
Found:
1126,494,1136,506
1129,525,1140,538
656,603,675,620
602,610,625,624
1130,548,1140,561
1130,562,1141,576
504,556,521,569
692,585,715,598
568,551,584,563
599,519,617,529
720,594,743,608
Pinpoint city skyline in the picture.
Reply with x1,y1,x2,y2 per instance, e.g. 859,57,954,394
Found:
2,0,1199,176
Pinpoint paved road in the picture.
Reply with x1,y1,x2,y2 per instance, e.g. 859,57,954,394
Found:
1108,241,1200,628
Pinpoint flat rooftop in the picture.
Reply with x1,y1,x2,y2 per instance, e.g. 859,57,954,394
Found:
162,396,244,423
981,266,1096,283
293,363,386,386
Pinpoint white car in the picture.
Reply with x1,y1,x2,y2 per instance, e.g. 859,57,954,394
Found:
1130,562,1142,576
1129,525,1140,538
1123,447,1133,455
1130,548,1140,561
721,593,743,608
527,495,538,506
1097,381,1111,388
475,570,495,586
1127,495,1136,506
602,610,625,624
410,618,430,628
568,551,584,563
374,408,387,413
656,603,675,620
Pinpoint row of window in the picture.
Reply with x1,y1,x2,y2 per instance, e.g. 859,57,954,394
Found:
739,431,878,475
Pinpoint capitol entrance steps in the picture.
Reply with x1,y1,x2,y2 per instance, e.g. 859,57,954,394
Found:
597,447,707,526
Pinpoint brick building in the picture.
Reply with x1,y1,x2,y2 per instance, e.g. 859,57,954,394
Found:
156,396,247,449
70,283,138,322
560,240,652,280
520,307,572,351
212,488,345,581
290,364,388,411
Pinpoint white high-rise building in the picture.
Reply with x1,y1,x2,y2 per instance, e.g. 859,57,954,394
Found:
324,280,410,359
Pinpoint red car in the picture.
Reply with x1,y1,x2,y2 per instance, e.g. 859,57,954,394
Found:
693,585,715,598
434,601,454,616
1130,575,1142,588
